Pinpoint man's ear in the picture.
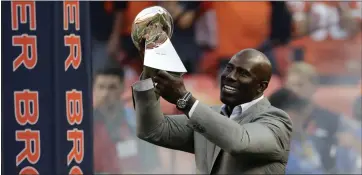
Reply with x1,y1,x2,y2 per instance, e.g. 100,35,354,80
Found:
258,81,269,93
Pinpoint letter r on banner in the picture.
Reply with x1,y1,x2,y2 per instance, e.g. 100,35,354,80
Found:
16,129,41,166
12,35,38,71
67,129,84,165
64,34,82,71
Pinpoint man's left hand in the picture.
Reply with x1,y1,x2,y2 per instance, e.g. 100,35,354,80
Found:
153,70,188,104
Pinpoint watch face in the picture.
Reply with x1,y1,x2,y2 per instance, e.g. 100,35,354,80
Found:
177,100,187,109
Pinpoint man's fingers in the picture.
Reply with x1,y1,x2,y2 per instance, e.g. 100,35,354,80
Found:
155,82,165,90
153,75,165,84
154,82,165,94
157,70,174,80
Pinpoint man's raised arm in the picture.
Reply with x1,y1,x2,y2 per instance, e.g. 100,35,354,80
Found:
132,78,194,154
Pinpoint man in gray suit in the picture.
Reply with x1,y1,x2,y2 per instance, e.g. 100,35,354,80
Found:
132,49,292,174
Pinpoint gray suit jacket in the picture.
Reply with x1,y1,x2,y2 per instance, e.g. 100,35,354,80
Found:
132,78,292,174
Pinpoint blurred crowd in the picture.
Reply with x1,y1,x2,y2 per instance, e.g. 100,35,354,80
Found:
90,1,361,174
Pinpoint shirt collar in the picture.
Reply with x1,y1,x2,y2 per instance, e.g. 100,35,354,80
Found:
241,95,264,112
221,95,264,118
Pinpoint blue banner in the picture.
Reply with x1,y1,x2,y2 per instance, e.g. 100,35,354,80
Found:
2,1,93,174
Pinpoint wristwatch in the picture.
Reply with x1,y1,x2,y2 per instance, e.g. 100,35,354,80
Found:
176,92,192,110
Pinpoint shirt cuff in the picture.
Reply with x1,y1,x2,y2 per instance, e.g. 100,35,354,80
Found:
188,100,199,117
132,78,154,92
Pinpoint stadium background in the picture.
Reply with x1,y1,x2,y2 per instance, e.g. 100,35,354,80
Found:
2,1,361,174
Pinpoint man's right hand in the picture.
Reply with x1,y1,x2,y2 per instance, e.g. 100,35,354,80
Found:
141,66,159,80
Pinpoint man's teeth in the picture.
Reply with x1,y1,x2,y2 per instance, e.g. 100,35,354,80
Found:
224,85,237,91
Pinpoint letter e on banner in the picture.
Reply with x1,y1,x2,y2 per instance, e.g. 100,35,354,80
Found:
64,35,82,71
14,90,39,126
66,90,83,125
12,35,38,71
11,1,36,31
16,129,41,166
63,0,80,31
67,129,84,165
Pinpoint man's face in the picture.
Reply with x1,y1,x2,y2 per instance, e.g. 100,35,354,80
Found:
220,56,260,107
93,75,124,108
285,71,316,99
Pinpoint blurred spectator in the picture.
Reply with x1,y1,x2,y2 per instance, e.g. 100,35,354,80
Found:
194,2,217,51
93,66,160,174
90,1,126,74
335,96,362,173
285,2,362,77
269,62,341,173
211,2,271,74
159,1,203,73
285,108,324,174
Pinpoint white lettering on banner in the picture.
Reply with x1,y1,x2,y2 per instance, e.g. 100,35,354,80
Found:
11,1,40,174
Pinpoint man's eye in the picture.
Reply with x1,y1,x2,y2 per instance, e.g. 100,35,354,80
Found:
239,71,247,77
98,85,106,89
225,65,233,71
108,84,118,90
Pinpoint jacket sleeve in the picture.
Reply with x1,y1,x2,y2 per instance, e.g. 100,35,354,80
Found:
132,78,194,153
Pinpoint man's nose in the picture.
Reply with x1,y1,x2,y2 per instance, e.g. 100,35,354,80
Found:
226,70,237,81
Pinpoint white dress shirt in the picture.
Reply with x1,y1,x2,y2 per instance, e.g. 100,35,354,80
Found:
189,95,264,119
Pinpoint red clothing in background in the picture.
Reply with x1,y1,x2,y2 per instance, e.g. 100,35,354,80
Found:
93,121,122,174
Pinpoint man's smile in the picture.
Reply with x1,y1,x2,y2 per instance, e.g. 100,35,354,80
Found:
222,85,239,94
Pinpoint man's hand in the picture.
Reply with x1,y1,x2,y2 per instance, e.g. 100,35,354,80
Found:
153,70,188,104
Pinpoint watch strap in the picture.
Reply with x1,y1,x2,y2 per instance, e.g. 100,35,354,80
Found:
183,92,192,101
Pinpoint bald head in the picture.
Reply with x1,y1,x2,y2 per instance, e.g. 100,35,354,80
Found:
235,49,272,82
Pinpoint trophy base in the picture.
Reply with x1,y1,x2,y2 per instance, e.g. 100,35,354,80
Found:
144,66,184,78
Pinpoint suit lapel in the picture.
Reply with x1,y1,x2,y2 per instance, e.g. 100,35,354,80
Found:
209,98,270,173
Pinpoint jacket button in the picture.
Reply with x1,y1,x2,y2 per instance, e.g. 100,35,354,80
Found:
197,126,205,133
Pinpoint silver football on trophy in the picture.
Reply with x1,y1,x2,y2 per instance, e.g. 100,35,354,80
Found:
131,6,173,52
131,6,185,78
